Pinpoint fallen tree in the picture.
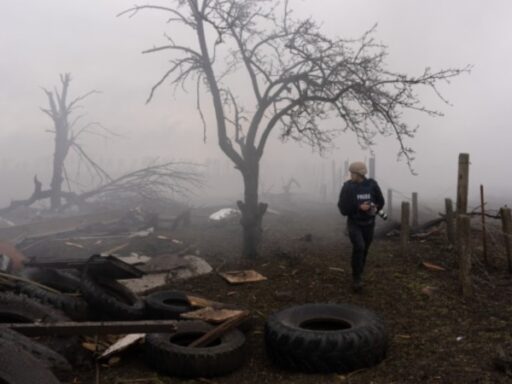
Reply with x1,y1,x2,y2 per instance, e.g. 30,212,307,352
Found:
0,162,203,214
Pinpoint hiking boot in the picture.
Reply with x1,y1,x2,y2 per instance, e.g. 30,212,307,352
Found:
352,276,363,293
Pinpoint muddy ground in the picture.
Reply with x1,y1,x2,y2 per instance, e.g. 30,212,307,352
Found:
27,202,511,384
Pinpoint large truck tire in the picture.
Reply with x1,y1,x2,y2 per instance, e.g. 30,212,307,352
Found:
265,303,388,373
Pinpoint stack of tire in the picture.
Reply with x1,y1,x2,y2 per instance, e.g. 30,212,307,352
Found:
143,290,247,378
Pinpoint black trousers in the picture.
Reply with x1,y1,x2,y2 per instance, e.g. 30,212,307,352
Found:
347,221,375,278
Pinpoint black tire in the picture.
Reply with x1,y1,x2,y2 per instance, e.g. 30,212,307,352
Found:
20,268,81,293
0,292,81,361
16,283,90,321
265,303,388,373
80,270,145,320
0,328,71,380
145,290,195,319
0,342,61,384
144,320,246,378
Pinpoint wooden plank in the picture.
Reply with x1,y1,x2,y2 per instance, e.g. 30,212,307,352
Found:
188,310,250,348
0,320,177,337
180,307,245,324
219,270,267,284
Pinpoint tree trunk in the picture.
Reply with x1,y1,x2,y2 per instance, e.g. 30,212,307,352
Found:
50,120,68,211
237,161,267,258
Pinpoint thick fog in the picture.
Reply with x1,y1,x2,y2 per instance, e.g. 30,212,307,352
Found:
1,0,511,211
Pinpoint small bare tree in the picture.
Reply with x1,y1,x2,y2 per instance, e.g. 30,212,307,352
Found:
121,0,468,258
41,73,110,210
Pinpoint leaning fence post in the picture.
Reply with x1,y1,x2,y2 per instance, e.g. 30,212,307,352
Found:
387,189,393,220
412,192,419,228
457,214,472,297
480,185,488,266
500,207,512,274
401,202,410,258
445,198,455,245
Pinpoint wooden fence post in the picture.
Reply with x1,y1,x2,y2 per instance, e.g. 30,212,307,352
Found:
369,157,376,179
480,185,488,266
457,214,472,297
387,189,393,220
456,153,470,214
445,198,455,245
412,192,419,228
401,202,410,258
500,207,512,274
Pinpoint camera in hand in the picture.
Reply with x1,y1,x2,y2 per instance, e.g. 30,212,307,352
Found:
368,202,388,220
377,209,388,220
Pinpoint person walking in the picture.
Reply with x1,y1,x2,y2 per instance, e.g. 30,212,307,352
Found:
338,161,385,292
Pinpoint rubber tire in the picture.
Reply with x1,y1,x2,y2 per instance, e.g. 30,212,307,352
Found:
16,283,90,321
0,328,71,380
145,290,195,319
0,292,80,361
80,270,145,320
265,303,388,373
20,268,81,293
0,342,61,384
144,320,246,378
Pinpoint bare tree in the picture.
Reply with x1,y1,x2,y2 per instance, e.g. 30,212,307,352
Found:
41,73,110,210
120,0,468,258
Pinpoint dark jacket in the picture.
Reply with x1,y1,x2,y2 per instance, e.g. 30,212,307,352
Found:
338,178,385,225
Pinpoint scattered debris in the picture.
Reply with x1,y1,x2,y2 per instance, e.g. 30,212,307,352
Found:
168,255,213,280
181,307,245,323
102,243,129,255
99,334,145,360
421,286,438,297
128,227,154,238
0,241,25,272
120,273,169,294
329,267,345,273
114,253,151,266
0,254,11,272
422,261,446,272
219,270,267,284
0,216,15,228
209,208,240,221
64,241,84,249
188,310,250,348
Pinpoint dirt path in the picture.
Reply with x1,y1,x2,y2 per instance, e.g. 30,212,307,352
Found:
74,207,511,384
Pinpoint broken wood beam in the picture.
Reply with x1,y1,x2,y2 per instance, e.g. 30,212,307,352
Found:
188,310,250,348
0,320,177,337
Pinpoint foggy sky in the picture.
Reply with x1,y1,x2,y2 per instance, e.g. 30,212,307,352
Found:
1,0,511,208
